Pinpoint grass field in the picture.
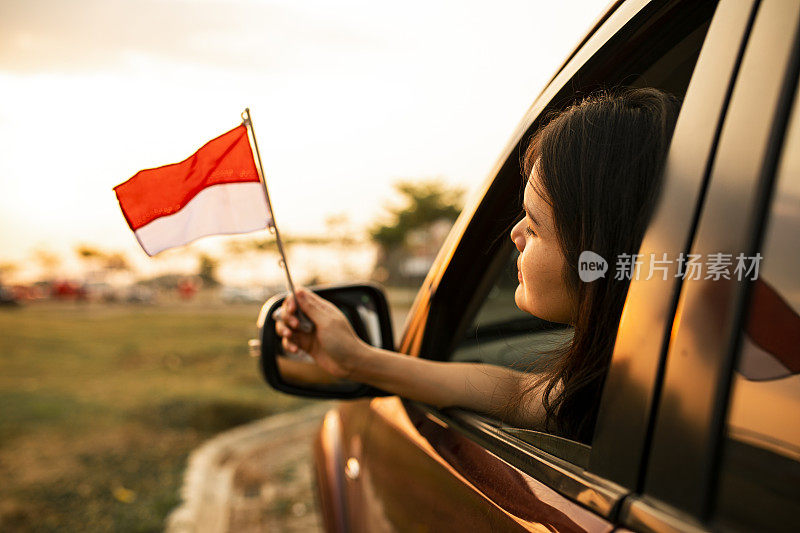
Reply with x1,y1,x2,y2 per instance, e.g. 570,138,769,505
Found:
0,299,314,532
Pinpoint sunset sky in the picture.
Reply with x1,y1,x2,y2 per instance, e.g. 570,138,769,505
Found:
0,0,607,279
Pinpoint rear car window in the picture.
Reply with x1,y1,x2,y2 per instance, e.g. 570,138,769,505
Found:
713,89,800,532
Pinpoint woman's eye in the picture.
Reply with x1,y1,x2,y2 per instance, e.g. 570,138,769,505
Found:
525,226,536,237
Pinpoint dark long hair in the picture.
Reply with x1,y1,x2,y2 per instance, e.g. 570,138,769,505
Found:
521,88,680,443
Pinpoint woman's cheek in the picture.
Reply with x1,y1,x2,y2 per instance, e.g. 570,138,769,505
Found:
514,283,528,313
517,267,538,313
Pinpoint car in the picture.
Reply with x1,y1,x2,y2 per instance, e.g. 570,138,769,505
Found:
253,0,800,531
221,286,265,304
0,284,19,307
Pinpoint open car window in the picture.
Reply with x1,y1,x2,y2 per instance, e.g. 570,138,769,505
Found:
437,0,721,465
452,246,573,370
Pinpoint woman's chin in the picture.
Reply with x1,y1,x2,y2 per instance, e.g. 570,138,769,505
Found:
514,286,528,313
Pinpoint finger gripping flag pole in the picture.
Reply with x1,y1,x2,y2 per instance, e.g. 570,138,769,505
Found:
242,108,314,333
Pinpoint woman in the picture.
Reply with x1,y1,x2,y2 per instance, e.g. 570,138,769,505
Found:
276,87,681,444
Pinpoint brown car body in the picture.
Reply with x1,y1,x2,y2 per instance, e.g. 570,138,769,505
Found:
258,0,800,530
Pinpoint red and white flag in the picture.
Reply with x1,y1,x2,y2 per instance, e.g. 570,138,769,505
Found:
739,278,800,381
114,124,271,256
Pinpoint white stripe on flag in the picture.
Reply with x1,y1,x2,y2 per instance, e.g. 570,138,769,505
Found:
134,181,272,256
738,334,792,381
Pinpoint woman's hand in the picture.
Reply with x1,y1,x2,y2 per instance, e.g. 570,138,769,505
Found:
274,287,369,380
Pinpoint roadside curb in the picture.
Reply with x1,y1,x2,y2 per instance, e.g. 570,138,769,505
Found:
166,402,334,533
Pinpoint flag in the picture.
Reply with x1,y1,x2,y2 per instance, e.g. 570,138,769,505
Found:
739,278,800,380
114,124,272,256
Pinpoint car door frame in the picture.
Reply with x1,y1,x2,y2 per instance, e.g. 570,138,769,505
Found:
619,0,800,529
383,0,749,523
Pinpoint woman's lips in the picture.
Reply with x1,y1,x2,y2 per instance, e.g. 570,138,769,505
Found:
518,269,522,282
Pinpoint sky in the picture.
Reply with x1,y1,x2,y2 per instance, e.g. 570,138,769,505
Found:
0,0,609,280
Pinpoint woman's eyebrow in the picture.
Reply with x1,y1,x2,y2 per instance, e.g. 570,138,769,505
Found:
523,204,541,228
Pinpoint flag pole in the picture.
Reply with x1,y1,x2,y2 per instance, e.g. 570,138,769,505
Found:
242,107,313,332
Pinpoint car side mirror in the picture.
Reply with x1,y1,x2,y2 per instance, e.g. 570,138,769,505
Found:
253,283,393,398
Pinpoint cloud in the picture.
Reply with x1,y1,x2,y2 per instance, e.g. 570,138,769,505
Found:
0,0,383,74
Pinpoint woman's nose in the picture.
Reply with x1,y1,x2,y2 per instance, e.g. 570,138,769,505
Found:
510,221,525,252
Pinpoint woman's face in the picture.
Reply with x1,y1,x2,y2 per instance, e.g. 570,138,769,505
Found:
510,167,575,325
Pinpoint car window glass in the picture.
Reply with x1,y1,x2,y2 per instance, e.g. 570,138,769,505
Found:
451,246,573,370
441,1,717,459
714,92,800,532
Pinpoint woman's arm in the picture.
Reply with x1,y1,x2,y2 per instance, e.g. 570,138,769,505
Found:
350,343,546,427
276,355,342,385
276,287,546,428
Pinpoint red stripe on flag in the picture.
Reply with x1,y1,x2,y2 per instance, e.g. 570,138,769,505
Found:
745,278,800,374
114,124,260,231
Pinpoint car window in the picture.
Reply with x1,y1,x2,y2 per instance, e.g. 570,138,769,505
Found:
448,3,716,375
437,2,719,467
451,244,573,369
713,88,800,533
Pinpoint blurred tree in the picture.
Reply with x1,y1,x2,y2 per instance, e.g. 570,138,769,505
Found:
75,245,105,262
197,254,220,287
32,249,61,279
75,245,106,279
0,262,18,284
325,213,359,245
225,237,277,255
370,180,463,248
369,179,464,285
74,245,131,280
224,234,338,256
103,253,131,272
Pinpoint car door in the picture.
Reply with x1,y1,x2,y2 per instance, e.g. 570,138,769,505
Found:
618,0,800,530
711,73,800,533
340,1,756,531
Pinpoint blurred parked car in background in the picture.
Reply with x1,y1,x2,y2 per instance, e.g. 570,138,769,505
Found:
221,286,264,304
0,285,18,307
